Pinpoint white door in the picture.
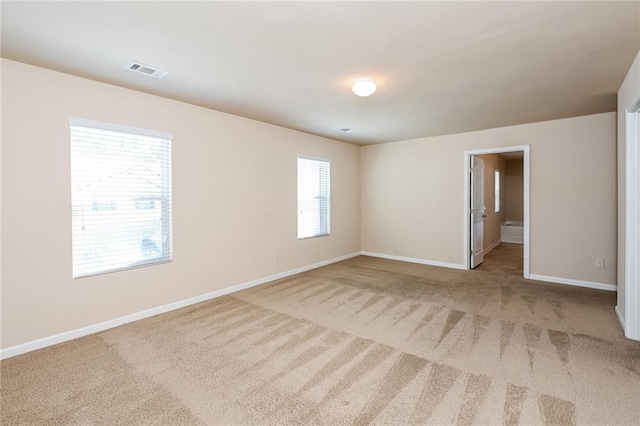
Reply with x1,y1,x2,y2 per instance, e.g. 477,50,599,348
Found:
470,156,485,268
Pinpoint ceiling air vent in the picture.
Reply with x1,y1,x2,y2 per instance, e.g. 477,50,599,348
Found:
126,62,169,79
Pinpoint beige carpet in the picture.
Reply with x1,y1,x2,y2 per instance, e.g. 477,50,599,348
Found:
2,249,640,425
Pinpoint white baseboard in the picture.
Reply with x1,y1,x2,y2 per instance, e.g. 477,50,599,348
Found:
0,252,361,360
528,273,616,292
483,239,501,255
615,305,625,331
360,251,466,270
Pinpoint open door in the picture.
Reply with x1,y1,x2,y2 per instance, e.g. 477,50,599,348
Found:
470,156,485,268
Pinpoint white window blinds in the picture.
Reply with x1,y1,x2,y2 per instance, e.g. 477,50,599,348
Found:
69,118,173,278
495,170,501,213
297,156,331,239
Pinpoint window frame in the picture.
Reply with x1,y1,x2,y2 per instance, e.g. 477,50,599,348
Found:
296,155,331,240
495,169,501,213
69,117,173,278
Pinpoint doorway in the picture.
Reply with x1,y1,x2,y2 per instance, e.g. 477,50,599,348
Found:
463,146,530,278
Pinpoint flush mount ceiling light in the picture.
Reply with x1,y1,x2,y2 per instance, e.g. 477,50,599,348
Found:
352,78,377,97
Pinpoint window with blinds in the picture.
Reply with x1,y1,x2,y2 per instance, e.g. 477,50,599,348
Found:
495,170,501,213
297,156,331,239
69,118,173,278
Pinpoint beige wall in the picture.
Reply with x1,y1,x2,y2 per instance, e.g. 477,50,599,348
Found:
361,112,617,285
1,59,361,349
617,49,640,319
505,159,524,223
0,57,624,351
476,154,505,251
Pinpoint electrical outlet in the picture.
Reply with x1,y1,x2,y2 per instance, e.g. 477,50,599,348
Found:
275,253,279,261
595,258,605,269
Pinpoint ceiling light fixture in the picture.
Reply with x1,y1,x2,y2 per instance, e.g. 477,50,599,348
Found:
340,128,354,133
352,78,377,97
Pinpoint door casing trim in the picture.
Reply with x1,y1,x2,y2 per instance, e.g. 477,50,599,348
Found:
622,98,640,340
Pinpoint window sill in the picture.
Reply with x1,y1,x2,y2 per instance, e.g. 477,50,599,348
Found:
297,233,331,241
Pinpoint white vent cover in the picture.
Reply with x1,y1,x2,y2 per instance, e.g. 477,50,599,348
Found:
126,62,169,79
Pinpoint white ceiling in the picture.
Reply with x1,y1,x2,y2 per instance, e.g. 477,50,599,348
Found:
2,1,639,145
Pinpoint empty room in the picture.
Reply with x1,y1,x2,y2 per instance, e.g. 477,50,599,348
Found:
2,2,640,425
